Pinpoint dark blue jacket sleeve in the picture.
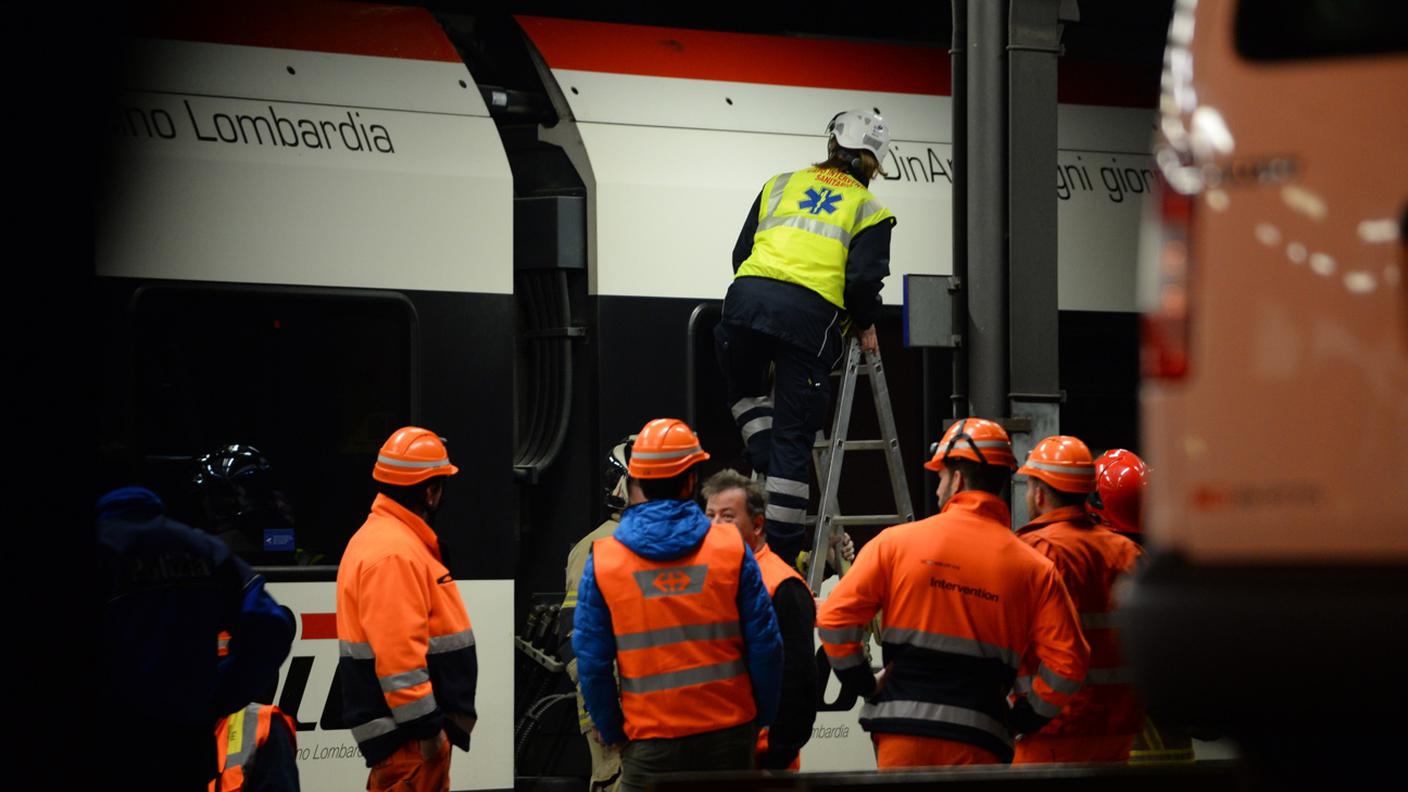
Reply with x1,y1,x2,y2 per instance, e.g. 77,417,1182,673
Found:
844,220,894,331
732,191,762,271
572,555,626,744
214,558,295,716
737,544,784,726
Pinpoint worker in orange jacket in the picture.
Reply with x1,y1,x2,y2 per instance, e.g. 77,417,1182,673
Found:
702,468,819,771
573,419,783,792
1086,449,1197,765
1012,436,1145,764
817,418,1089,768
337,427,478,792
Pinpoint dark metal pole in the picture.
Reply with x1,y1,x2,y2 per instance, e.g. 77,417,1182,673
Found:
950,0,969,423
1007,0,1065,406
965,0,1008,420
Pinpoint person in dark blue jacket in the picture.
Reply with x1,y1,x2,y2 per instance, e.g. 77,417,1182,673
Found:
572,419,783,792
97,485,295,791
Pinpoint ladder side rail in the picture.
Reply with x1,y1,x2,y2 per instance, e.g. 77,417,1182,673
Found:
808,338,861,593
864,349,916,523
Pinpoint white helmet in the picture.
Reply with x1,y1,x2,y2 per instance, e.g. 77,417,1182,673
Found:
826,110,891,168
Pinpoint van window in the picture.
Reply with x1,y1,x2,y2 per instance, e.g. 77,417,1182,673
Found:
128,285,417,566
1236,0,1408,61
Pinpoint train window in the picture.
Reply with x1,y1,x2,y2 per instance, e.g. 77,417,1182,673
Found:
1236,0,1408,61
128,285,418,567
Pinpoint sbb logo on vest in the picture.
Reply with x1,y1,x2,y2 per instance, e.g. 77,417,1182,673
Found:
654,571,691,593
632,565,709,598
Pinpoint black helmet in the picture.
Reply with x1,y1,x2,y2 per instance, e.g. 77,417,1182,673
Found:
602,434,636,513
191,444,284,532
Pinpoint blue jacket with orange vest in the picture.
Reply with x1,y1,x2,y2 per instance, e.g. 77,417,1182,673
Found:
573,498,783,745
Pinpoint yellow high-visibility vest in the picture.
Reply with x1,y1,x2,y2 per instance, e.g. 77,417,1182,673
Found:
736,167,895,309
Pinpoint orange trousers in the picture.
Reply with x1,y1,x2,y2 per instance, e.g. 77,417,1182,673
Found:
1012,734,1134,764
368,735,451,792
872,734,1001,769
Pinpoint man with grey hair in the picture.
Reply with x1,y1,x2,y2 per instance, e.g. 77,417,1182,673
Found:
703,469,842,769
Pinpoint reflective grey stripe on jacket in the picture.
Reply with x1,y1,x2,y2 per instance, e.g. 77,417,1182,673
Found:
350,716,398,743
860,699,1013,747
757,215,853,247
764,172,795,218
619,658,747,694
1038,663,1083,695
340,640,374,659
615,620,740,652
818,625,866,644
428,628,475,654
881,626,1021,669
379,667,430,694
391,692,439,723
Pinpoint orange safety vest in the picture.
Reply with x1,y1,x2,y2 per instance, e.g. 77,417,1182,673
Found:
210,704,296,792
1016,506,1145,742
592,523,756,741
752,543,805,769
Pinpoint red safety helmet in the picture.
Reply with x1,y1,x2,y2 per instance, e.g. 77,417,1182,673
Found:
372,426,460,486
1088,448,1148,534
923,417,1018,471
1017,435,1097,494
627,418,710,479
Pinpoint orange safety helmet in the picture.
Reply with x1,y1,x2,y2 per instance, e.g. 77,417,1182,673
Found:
1088,448,1148,534
627,418,710,479
923,417,1018,471
372,426,460,486
1017,435,1097,494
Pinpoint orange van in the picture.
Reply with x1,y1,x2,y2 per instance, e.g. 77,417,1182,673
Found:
1128,0,1407,767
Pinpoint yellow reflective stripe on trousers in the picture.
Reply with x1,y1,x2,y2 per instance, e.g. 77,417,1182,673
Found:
860,700,1013,746
619,658,747,694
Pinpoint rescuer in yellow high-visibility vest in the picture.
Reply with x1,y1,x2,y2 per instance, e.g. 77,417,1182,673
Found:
717,109,898,567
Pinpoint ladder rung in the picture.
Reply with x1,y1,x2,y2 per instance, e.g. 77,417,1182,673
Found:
836,514,907,526
813,439,889,451
807,514,907,527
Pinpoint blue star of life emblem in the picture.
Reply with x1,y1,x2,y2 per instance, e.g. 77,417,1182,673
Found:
799,187,842,215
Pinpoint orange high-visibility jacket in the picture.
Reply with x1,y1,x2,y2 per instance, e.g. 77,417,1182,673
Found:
1016,506,1145,740
337,494,477,766
753,542,811,770
816,491,1089,762
210,703,297,792
591,523,757,740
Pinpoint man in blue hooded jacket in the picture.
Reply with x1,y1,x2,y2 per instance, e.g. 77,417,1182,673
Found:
573,419,783,792
97,485,296,790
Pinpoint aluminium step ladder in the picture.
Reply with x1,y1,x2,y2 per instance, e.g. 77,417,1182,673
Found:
805,336,915,593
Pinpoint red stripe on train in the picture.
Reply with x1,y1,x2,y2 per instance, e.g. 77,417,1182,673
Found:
517,16,1156,108
129,0,461,63
301,612,338,640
